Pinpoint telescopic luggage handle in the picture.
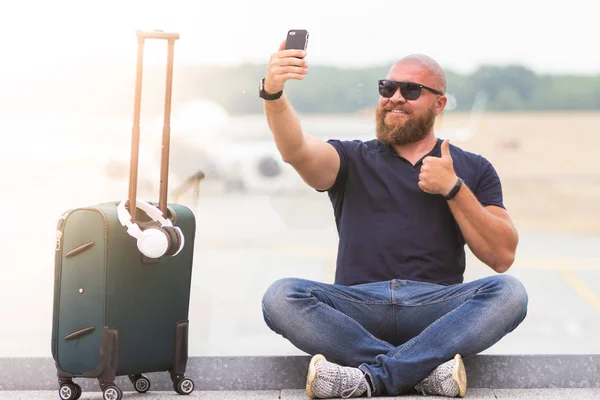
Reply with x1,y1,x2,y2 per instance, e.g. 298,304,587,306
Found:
128,30,179,221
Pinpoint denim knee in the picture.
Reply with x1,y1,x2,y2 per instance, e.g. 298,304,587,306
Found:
490,274,529,327
261,277,305,332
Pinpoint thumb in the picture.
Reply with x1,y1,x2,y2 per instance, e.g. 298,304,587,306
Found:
278,39,286,51
441,138,451,158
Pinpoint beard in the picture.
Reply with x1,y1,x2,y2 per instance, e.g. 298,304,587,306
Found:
375,104,436,146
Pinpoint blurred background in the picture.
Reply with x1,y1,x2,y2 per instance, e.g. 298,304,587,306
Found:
1,0,599,358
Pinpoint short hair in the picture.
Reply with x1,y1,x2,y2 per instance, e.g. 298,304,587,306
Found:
393,54,446,94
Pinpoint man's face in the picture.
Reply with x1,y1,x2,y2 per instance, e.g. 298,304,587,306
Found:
375,63,446,146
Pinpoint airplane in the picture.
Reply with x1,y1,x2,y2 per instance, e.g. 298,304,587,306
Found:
87,91,489,200
166,91,489,197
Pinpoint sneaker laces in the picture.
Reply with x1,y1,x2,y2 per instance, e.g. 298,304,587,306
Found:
414,357,462,397
340,373,372,399
415,377,431,396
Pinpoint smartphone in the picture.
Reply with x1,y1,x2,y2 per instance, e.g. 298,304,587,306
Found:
284,29,309,54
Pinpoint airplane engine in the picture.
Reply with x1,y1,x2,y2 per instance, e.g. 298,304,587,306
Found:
257,155,282,178
218,150,302,194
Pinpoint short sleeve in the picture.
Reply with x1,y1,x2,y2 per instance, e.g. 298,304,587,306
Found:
316,139,350,193
473,157,505,209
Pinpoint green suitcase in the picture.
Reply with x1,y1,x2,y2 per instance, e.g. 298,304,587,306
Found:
51,30,196,400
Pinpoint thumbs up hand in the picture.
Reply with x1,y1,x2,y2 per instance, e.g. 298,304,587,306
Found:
418,139,458,196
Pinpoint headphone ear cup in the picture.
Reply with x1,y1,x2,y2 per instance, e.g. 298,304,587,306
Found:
137,227,170,259
162,226,181,256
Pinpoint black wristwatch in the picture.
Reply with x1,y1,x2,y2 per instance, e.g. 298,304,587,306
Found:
445,177,463,200
259,78,283,100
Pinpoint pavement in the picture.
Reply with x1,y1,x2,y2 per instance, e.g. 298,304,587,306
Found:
2,389,600,399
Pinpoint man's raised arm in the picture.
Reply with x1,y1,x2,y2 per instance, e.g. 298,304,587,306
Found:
261,40,340,192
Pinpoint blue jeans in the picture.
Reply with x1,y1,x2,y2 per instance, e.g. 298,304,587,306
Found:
261,275,528,396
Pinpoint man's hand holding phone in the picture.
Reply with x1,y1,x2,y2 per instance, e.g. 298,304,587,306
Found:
263,31,309,96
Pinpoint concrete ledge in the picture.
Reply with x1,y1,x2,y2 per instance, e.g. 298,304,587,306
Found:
3,389,600,400
0,355,599,391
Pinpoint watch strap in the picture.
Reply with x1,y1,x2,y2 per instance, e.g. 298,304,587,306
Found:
445,177,463,200
259,78,283,100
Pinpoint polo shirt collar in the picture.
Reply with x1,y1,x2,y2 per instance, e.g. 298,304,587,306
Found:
377,137,443,157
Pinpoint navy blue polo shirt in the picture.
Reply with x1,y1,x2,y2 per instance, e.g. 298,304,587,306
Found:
322,138,504,286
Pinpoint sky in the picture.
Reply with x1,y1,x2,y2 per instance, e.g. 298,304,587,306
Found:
1,0,599,76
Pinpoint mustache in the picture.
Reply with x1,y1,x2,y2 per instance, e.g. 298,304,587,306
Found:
381,106,412,114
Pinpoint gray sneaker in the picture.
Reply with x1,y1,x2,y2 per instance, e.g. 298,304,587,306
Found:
414,354,467,397
306,354,372,399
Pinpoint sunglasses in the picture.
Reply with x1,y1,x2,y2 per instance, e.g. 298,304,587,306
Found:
378,80,444,100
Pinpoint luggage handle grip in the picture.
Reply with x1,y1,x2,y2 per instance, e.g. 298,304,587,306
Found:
136,30,180,40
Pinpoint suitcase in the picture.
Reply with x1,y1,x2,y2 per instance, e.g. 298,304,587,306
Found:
51,30,196,400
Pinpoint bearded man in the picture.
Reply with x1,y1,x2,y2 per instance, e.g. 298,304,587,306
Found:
258,41,528,399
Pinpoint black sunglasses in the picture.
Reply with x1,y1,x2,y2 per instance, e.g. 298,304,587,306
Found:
378,79,444,100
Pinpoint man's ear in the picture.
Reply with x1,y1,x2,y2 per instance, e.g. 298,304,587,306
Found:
436,95,448,115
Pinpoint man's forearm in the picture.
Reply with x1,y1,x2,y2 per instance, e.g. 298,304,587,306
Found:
264,95,305,162
448,183,518,272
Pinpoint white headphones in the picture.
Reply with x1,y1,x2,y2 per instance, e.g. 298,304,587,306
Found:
117,199,185,259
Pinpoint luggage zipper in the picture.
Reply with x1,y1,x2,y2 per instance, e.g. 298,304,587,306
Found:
83,207,108,234
55,210,71,252
54,207,107,252
52,208,72,361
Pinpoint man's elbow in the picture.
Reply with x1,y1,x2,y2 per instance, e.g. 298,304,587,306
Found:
493,228,519,273
491,251,516,273
281,141,308,166
281,150,299,165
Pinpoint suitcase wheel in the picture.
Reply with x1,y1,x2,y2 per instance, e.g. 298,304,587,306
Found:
101,384,123,400
174,377,195,395
58,382,81,400
130,374,151,393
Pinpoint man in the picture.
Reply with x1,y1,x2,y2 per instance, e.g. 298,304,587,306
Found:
259,39,528,398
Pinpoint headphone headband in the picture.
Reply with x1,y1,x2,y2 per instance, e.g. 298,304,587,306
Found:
117,199,173,239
